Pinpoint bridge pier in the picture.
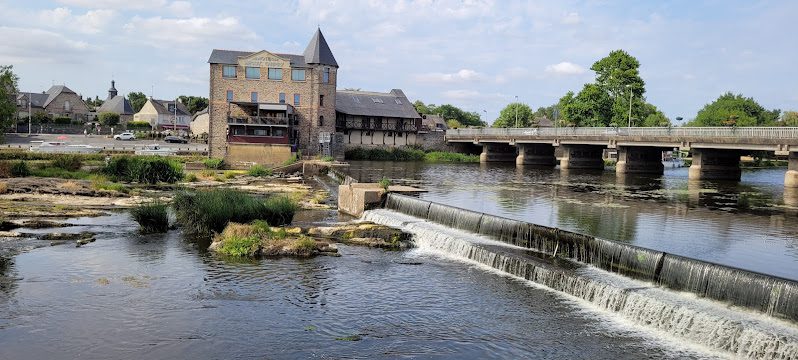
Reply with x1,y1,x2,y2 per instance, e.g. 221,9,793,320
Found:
559,144,605,170
479,143,516,163
516,143,556,167
688,149,741,181
785,152,798,188
616,146,665,175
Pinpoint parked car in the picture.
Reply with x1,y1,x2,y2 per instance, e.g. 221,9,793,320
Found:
114,132,136,141
164,135,188,144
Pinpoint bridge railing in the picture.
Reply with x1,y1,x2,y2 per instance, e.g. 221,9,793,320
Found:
447,127,798,139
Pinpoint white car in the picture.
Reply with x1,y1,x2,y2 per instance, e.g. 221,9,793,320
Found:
114,132,136,141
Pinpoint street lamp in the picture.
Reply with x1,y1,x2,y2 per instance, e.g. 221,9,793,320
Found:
627,85,633,128
514,95,519,128
482,109,487,126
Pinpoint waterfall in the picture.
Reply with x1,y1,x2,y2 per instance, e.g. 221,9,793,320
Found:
384,194,798,324
363,209,798,359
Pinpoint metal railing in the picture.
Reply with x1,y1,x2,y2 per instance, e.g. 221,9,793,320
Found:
446,127,798,139
228,116,291,126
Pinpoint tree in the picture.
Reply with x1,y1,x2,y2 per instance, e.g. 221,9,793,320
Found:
446,119,462,129
0,65,19,133
591,50,645,100
178,95,208,114
413,100,434,115
31,111,51,125
782,111,798,126
492,102,535,127
688,92,780,127
559,84,613,127
98,112,120,126
432,104,484,127
129,92,147,113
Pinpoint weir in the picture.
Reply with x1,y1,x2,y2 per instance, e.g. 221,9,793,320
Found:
383,194,798,324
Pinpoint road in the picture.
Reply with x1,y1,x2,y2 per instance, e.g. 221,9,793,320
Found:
2,134,208,152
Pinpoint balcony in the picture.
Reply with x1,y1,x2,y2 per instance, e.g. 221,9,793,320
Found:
228,116,292,127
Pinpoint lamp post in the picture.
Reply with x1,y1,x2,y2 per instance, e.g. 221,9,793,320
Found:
514,95,519,128
627,86,633,128
483,109,487,126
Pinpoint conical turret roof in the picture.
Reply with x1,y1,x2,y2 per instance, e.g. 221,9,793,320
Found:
303,28,338,67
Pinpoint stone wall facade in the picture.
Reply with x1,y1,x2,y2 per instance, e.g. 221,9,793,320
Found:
44,93,89,120
209,61,337,158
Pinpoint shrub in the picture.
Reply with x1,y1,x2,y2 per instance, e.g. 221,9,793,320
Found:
11,161,30,177
203,158,224,169
50,154,83,171
130,202,169,233
344,147,424,161
216,235,260,256
247,164,271,177
126,120,151,130
89,174,127,193
223,170,238,179
98,112,120,127
53,116,72,125
423,151,479,163
184,173,198,182
379,177,391,191
262,195,299,226
103,156,183,184
198,169,216,179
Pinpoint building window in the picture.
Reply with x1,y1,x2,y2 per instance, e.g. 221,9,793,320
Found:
323,67,330,83
223,65,236,78
226,90,233,102
319,116,324,126
245,67,260,79
64,100,71,112
395,98,402,105
319,95,324,107
251,92,258,103
168,103,175,113
291,69,306,81
279,93,285,104
268,68,283,80
293,94,300,106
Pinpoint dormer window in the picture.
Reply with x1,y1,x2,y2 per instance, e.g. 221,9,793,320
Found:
371,97,383,104
168,104,175,112
395,99,402,105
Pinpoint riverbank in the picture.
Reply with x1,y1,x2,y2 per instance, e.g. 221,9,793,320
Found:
344,147,479,162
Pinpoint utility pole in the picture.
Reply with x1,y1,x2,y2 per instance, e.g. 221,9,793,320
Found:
628,88,633,128
28,94,31,135
515,95,519,128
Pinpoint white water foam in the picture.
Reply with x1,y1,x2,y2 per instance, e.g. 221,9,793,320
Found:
363,209,798,360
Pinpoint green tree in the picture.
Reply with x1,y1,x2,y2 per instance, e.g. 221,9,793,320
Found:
98,112,120,126
591,50,645,100
688,92,780,127
0,65,19,133
492,102,535,127
129,92,147,113
31,111,51,125
559,84,613,127
433,104,484,127
178,95,208,114
533,104,557,121
413,100,434,115
782,111,798,126
446,119,462,129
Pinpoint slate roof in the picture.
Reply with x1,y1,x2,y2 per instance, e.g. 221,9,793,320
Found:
336,89,420,119
17,92,49,108
207,50,310,67
303,28,338,67
98,95,134,115
43,85,76,108
149,99,191,116
422,114,448,130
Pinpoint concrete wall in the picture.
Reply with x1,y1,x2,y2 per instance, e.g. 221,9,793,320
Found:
418,131,447,151
342,130,418,147
225,143,292,166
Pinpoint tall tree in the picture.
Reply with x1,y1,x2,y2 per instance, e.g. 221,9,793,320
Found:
688,92,780,127
178,95,208,114
782,111,798,126
413,100,434,115
492,103,535,127
433,104,484,127
0,65,19,134
128,92,147,113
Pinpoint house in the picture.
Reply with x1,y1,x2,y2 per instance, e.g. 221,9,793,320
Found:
335,89,421,147
190,107,209,136
16,85,89,121
421,114,448,132
207,28,339,164
133,98,191,132
96,80,134,123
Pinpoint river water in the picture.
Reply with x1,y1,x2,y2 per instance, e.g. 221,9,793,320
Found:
0,212,719,359
345,161,798,281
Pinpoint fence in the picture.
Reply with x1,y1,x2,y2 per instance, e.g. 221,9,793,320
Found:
447,127,798,139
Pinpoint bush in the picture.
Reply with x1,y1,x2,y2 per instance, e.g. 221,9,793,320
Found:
423,151,479,163
50,154,83,171
11,161,30,177
0,151,104,162
31,167,91,179
53,116,72,125
184,173,198,182
98,112,120,127
103,156,183,184
173,189,298,238
379,176,391,191
130,202,169,233
126,120,151,130
223,170,238,179
344,147,425,161
203,158,224,169
247,164,271,177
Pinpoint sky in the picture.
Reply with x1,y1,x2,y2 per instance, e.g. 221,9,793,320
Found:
1,0,796,125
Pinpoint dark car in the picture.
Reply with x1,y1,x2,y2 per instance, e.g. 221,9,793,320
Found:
164,135,188,144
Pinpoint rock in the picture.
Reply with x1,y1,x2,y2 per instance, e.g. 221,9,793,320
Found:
75,237,96,247
307,222,410,249
39,231,96,241
16,219,75,229
0,231,22,238
0,220,18,231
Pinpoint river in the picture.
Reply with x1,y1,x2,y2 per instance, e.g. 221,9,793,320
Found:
345,161,798,281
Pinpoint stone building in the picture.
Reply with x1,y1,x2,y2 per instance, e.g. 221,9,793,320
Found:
97,80,134,123
16,85,89,121
207,29,338,164
133,98,191,132
335,89,421,148
190,107,209,136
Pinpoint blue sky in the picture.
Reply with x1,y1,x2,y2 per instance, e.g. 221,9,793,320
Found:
1,0,795,124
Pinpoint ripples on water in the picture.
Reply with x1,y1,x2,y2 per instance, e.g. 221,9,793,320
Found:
0,213,719,359
346,161,798,280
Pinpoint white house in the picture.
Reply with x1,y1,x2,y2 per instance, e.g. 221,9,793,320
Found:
133,98,191,132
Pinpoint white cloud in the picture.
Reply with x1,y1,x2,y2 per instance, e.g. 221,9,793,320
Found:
416,69,485,83
544,62,586,75
166,74,205,85
39,7,116,34
0,26,91,64
123,16,257,46
56,0,167,10
561,12,581,25
167,1,193,16
442,89,481,100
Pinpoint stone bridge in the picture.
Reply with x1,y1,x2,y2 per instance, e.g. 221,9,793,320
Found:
446,127,798,187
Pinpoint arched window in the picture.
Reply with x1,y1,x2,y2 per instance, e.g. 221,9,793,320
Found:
64,100,71,112
318,116,324,126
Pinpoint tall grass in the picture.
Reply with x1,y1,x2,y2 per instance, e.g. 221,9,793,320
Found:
50,154,83,171
130,202,169,233
103,156,183,184
423,151,479,163
203,158,224,169
247,164,272,177
173,189,298,238
344,147,478,163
